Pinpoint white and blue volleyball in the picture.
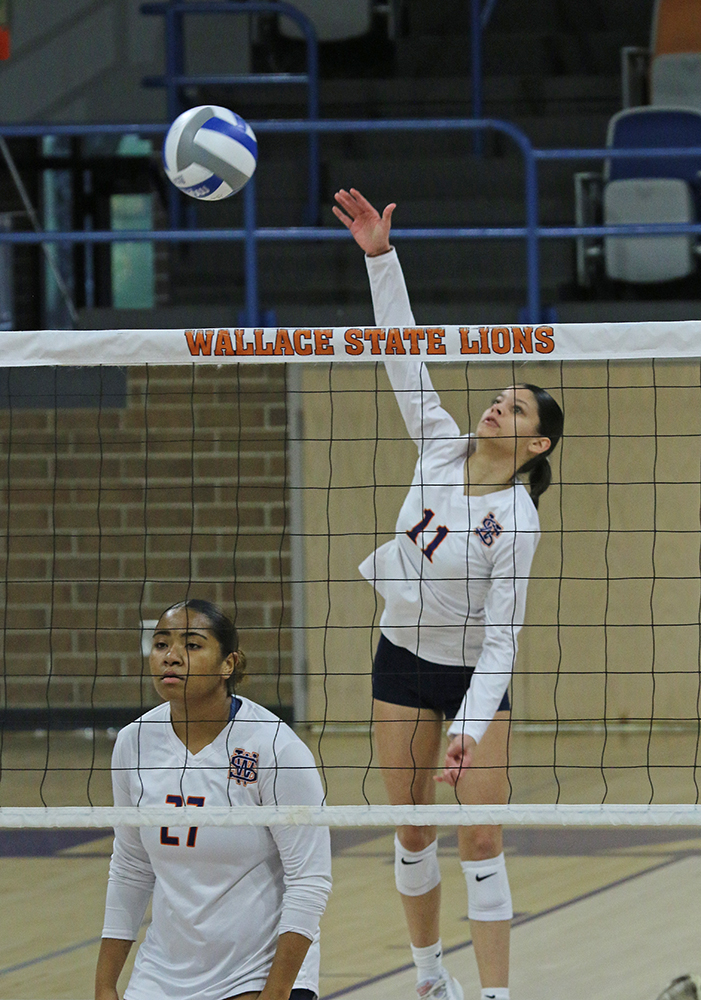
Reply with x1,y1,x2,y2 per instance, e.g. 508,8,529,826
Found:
163,105,257,201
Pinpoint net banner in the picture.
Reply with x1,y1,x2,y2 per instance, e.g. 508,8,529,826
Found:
3,321,701,365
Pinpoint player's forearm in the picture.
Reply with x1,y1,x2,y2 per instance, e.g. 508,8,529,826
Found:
258,931,313,1000
95,937,133,999
365,247,415,327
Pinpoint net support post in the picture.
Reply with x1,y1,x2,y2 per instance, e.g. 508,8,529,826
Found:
288,364,307,725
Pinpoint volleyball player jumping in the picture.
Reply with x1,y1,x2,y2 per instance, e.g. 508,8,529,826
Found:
333,188,563,1000
95,599,331,1000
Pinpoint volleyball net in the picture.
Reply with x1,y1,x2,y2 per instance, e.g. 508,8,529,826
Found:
1,319,701,828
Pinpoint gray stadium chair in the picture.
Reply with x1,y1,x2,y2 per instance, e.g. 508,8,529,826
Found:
575,107,701,286
603,177,695,282
652,52,701,110
621,0,701,110
280,0,372,41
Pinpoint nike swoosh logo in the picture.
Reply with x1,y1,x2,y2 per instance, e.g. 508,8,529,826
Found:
400,858,422,865
475,872,496,881
485,994,496,998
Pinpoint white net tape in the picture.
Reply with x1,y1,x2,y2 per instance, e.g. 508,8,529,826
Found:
3,804,701,828
3,320,701,365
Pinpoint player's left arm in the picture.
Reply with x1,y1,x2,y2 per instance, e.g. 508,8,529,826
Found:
253,738,331,997
263,738,332,936
256,931,315,1000
446,513,540,751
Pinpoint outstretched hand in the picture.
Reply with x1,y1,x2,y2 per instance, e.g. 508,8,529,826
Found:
333,188,396,257
434,734,477,786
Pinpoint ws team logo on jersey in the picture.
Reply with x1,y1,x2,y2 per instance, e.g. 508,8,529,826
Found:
474,512,503,547
228,747,259,786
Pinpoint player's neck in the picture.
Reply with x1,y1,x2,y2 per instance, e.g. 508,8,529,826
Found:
465,448,514,496
169,693,232,754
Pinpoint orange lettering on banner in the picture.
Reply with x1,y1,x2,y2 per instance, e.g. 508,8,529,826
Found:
364,328,385,354
234,329,254,355
489,327,509,355
459,327,479,354
185,329,214,356
214,329,235,356
426,328,446,355
344,329,364,355
274,329,295,356
385,327,406,354
403,328,425,354
512,326,532,353
479,328,491,354
254,329,273,356
534,326,555,354
314,329,334,355
293,329,312,355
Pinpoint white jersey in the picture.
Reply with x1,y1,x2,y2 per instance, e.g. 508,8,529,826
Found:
359,249,540,744
102,698,332,1000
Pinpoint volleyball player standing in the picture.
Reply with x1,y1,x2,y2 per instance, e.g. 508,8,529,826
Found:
95,599,331,1000
333,188,563,1000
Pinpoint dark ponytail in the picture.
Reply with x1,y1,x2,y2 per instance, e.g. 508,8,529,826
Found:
515,384,564,510
160,598,247,694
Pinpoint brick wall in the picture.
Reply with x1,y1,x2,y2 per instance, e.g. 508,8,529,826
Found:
0,363,292,718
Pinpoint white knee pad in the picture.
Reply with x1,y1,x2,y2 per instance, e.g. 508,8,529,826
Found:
461,852,513,921
394,834,441,897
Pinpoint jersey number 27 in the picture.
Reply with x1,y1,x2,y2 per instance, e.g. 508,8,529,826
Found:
160,794,205,847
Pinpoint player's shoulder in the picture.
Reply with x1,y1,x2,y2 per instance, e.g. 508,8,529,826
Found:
234,697,313,758
493,481,540,526
113,702,170,751
235,697,297,741
475,483,540,544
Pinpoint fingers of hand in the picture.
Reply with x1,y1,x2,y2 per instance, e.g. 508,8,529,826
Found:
435,769,459,787
331,205,352,229
334,189,366,218
335,188,382,223
348,187,375,210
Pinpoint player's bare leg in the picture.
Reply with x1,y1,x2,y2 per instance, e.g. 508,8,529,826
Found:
373,698,444,947
455,711,512,992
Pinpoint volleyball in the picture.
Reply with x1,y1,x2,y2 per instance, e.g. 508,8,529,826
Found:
162,105,257,201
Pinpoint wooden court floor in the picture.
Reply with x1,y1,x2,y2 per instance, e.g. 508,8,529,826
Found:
1,727,701,1000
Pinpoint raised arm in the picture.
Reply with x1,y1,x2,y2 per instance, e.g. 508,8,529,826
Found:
334,189,460,446
332,187,395,258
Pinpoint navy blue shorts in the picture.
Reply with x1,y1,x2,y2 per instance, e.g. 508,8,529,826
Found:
230,991,315,1000
372,633,510,721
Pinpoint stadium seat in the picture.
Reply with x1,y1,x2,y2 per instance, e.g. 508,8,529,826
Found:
575,107,701,285
652,0,701,108
604,178,694,281
606,106,701,188
279,0,372,42
622,0,701,110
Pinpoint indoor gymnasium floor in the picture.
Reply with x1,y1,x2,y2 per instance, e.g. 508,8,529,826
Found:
1,728,700,1000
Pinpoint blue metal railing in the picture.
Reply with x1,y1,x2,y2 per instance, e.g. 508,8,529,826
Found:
141,0,320,223
4,118,701,325
470,0,499,152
